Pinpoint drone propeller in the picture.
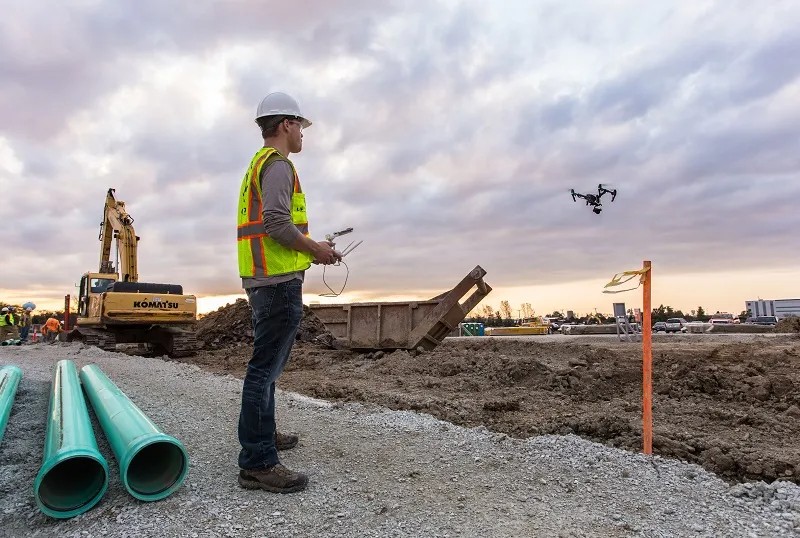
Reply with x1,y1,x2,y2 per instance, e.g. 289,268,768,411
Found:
598,183,618,201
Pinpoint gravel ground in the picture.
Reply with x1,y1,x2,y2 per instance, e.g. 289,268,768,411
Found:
1,343,799,538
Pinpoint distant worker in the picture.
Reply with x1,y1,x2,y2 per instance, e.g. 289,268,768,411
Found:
42,317,62,343
7,307,18,340
0,307,10,341
20,308,33,342
235,91,340,494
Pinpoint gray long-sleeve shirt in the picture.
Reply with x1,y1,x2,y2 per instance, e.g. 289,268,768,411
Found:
241,160,305,289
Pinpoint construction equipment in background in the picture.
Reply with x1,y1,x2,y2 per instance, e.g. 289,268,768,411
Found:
485,318,551,336
613,302,641,342
310,266,492,351
66,188,197,357
458,322,485,336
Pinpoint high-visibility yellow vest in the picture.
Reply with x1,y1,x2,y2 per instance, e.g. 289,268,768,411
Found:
0,314,7,327
237,147,313,278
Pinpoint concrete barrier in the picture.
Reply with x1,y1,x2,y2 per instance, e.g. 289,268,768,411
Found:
707,324,775,334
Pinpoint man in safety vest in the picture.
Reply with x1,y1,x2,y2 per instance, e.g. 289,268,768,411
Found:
20,308,33,342
8,307,19,340
0,307,10,341
235,91,340,494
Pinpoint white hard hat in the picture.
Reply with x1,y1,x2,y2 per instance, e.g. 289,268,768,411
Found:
255,92,312,128
1,307,7,312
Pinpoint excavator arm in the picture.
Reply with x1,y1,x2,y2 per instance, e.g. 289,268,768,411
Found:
98,188,139,282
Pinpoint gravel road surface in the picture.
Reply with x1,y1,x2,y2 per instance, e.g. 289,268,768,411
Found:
1,343,798,537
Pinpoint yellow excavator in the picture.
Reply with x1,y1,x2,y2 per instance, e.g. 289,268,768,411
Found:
67,188,198,357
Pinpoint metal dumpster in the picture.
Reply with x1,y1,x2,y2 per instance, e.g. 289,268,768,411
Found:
310,266,492,351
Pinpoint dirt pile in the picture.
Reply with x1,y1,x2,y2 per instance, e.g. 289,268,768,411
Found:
174,334,800,486
196,298,333,350
777,317,800,333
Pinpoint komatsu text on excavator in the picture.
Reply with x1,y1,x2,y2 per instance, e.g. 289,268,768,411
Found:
67,188,198,357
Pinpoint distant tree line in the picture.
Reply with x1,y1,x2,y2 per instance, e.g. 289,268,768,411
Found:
465,302,750,326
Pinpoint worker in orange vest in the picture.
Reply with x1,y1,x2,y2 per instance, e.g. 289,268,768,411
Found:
42,317,62,343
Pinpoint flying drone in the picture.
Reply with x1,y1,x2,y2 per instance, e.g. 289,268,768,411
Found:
570,184,617,214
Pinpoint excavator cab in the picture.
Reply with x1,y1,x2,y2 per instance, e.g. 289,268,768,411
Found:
78,273,112,315
77,272,118,317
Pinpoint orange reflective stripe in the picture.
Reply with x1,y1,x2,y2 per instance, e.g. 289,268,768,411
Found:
248,153,270,221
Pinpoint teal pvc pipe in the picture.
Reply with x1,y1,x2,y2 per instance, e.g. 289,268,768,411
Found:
34,360,109,519
79,364,188,501
0,365,23,445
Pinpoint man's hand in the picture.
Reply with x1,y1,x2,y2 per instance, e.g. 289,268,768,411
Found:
312,241,342,265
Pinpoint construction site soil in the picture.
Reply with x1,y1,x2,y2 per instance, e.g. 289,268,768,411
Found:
187,300,800,486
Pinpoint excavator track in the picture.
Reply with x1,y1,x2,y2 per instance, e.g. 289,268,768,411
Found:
146,325,198,358
67,328,117,352
169,331,198,358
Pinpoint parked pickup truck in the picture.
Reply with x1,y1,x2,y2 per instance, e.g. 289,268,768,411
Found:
665,318,688,333
709,312,738,324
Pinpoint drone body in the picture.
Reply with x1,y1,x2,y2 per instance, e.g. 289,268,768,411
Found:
570,184,617,214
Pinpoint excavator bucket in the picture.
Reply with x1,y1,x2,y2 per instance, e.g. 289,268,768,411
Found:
310,266,492,351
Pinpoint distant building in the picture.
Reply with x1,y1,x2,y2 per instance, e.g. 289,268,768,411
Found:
745,299,800,320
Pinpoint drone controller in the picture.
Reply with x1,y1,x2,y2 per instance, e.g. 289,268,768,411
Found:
325,227,353,243
324,227,362,257
319,227,362,298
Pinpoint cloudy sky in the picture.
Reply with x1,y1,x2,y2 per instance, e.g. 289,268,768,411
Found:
1,0,799,317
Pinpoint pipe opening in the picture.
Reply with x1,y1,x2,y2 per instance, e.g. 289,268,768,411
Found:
38,457,106,512
127,441,186,496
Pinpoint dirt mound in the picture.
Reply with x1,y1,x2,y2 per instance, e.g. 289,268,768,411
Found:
174,334,800,486
777,317,800,333
196,298,333,350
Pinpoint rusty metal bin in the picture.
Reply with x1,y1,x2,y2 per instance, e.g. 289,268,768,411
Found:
310,266,492,351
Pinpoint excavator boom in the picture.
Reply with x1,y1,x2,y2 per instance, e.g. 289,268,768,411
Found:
99,188,138,282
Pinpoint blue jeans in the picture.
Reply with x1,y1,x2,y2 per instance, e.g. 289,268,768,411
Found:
238,279,303,470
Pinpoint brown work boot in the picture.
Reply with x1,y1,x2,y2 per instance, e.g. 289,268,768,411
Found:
238,464,308,493
276,431,299,451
